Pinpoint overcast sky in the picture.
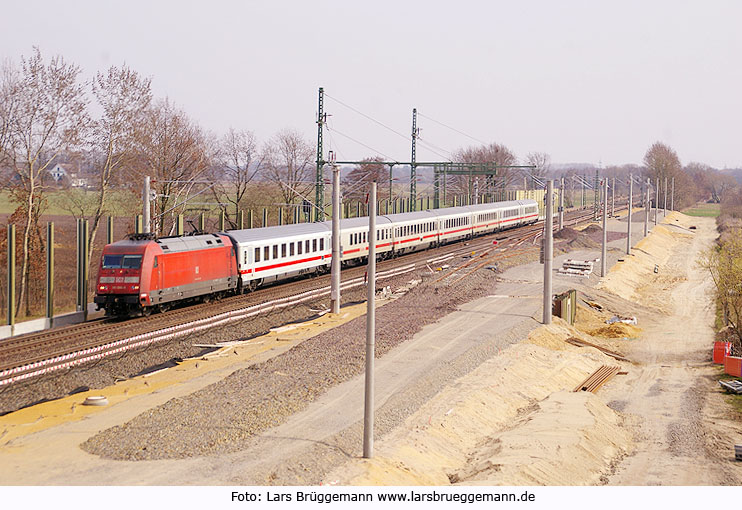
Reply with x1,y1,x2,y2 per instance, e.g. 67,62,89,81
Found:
2,0,740,168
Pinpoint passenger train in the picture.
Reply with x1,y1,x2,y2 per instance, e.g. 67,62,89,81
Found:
94,199,539,316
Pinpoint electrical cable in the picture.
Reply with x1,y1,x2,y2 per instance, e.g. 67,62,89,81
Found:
325,93,411,143
417,111,489,146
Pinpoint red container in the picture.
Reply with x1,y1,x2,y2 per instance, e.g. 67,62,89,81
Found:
724,356,742,378
714,341,732,364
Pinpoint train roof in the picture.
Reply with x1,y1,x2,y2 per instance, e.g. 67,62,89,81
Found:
381,210,438,223
320,216,392,230
154,233,227,253
224,222,330,243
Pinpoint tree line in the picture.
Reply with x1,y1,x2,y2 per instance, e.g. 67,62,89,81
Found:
0,48,738,320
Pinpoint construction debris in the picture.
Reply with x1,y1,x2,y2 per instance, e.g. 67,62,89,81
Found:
719,380,742,394
565,337,630,362
606,315,638,326
574,365,621,393
557,258,599,278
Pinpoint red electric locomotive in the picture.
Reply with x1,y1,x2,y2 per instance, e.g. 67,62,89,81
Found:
94,233,238,317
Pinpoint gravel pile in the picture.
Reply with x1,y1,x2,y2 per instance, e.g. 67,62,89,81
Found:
81,267,499,461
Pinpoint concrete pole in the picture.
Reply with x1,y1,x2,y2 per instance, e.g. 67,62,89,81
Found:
7,224,15,327
143,175,151,233
219,210,225,231
363,181,377,458
107,216,114,245
330,165,341,314
177,215,184,236
543,180,553,325
558,177,564,231
611,177,615,217
46,222,54,321
198,212,205,232
655,178,659,226
644,179,650,237
627,175,633,255
671,177,675,211
663,177,668,217
601,179,608,277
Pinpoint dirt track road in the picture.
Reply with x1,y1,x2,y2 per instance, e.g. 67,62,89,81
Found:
604,217,742,485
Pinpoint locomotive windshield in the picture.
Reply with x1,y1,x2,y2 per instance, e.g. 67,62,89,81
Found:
103,254,142,269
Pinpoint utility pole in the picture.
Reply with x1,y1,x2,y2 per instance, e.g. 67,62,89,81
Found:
601,178,608,277
330,160,341,314
664,177,668,217
671,177,675,211
644,179,650,237
543,180,553,325
611,177,615,217
627,175,633,255
363,181,377,459
7,224,15,328
410,108,418,211
143,175,151,233
558,177,564,231
315,87,326,222
593,169,599,220
654,177,660,227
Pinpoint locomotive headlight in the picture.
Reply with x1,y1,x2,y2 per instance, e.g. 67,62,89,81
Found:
132,285,139,291
99,285,108,291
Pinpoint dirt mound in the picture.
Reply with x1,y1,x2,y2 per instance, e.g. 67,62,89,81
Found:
567,236,600,249
589,323,642,339
554,227,580,240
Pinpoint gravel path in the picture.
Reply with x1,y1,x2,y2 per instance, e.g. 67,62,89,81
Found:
81,267,501,460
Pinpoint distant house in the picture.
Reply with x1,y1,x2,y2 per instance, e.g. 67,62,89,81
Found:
48,163,89,188
49,164,68,182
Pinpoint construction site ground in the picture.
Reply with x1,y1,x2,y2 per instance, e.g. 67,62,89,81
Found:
1,209,740,486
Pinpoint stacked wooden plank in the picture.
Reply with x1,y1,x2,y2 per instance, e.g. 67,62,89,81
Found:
574,365,621,393
557,259,596,278
565,336,630,362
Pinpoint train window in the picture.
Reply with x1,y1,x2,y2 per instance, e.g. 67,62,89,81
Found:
281,244,287,258
363,232,366,243
320,238,324,251
305,240,310,253
121,255,142,269
290,243,295,256
255,247,260,263
264,246,270,260
153,256,158,268
103,255,122,268
297,241,303,255
313,239,317,252
273,245,278,259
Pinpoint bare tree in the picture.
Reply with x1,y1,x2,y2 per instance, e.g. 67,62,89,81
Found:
131,99,211,235
0,61,19,170
342,157,386,201
643,142,701,209
84,65,151,253
451,142,517,198
5,48,87,316
525,152,551,186
211,128,264,228
263,129,314,223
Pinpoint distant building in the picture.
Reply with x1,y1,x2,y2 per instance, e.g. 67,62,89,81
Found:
49,164,68,182
48,163,89,188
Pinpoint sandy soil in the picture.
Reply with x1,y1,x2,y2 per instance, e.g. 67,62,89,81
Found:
325,212,742,486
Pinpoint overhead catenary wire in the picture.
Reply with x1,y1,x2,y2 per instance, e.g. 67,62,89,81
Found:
417,111,489,146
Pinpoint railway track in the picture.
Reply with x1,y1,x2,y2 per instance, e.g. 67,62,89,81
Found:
0,204,621,388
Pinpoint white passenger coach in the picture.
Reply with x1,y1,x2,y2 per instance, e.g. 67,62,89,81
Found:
223,199,539,292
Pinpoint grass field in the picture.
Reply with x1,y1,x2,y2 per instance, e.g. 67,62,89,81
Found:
683,203,721,217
